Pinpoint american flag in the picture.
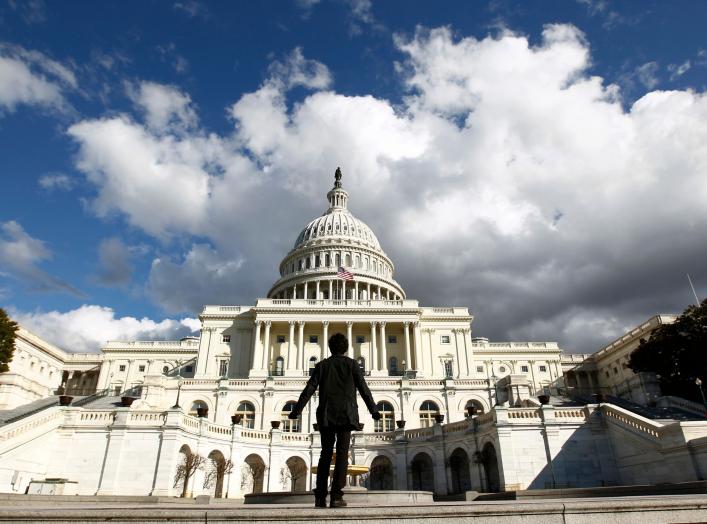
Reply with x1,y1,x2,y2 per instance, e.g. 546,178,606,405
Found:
337,266,354,281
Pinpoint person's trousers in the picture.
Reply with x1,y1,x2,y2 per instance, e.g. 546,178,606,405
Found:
314,427,351,499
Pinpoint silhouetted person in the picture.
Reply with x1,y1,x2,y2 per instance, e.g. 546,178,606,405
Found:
289,332,380,508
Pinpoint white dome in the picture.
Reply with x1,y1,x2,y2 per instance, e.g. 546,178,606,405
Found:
294,211,381,251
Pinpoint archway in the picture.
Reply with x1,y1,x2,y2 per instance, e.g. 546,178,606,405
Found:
368,455,394,490
285,456,308,492
243,454,266,494
205,450,228,498
482,442,500,492
410,452,434,492
448,448,472,494
465,399,485,417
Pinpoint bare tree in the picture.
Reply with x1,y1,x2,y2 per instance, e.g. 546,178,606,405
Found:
204,457,234,498
174,450,206,498
241,461,266,493
281,459,309,491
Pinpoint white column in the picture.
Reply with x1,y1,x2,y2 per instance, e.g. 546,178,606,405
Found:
354,281,359,300
298,321,305,371
316,281,320,299
342,279,346,299
463,329,471,376
427,329,435,375
453,329,462,378
261,321,271,371
328,280,333,300
346,321,353,356
379,322,388,372
403,322,411,373
249,322,263,378
304,282,308,299
124,359,135,390
321,321,329,360
370,322,378,372
413,322,422,375
287,321,296,371
367,283,371,300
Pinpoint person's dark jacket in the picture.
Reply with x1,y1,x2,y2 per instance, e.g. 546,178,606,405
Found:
291,354,378,430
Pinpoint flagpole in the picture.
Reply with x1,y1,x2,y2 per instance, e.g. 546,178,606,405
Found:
687,273,701,306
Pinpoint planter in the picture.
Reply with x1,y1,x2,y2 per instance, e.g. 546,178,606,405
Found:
538,395,550,405
231,414,243,425
120,396,136,407
434,414,445,424
58,395,73,406
396,420,406,429
467,405,477,417
196,407,209,418
593,393,605,403
270,420,281,429
356,423,364,431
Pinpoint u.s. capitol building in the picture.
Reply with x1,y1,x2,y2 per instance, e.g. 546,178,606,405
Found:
1,170,704,499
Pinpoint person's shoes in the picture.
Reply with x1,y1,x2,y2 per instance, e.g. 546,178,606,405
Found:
314,497,327,508
330,497,347,508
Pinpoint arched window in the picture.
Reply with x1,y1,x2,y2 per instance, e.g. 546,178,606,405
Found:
274,356,284,377
309,356,317,376
419,400,439,428
189,400,208,417
355,255,360,268
335,254,341,266
357,356,366,374
465,399,485,417
364,258,369,270
374,401,395,432
315,255,320,268
282,401,300,432
235,401,256,429
345,253,351,266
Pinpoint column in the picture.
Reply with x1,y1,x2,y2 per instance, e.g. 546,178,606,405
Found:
413,322,422,375
462,329,471,376
346,321,353,355
329,280,333,300
379,322,388,372
260,321,271,371
315,281,320,300
287,321,296,370
342,279,346,299
297,321,305,371
321,321,329,360
354,281,359,300
304,282,308,300
367,283,371,300
529,360,537,395
403,322,411,373
124,359,135,390
427,330,434,375
251,322,262,370
453,329,462,378
370,322,378,372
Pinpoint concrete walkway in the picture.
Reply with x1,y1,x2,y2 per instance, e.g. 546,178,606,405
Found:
1,495,706,523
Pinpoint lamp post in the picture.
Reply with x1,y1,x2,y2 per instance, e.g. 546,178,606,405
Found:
491,373,499,406
171,360,183,409
696,378,707,417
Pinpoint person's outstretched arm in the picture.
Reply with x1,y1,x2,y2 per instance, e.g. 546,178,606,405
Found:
353,361,380,418
290,363,320,418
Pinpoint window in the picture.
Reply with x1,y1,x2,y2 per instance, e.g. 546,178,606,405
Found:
189,400,208,417
388,335,397,344
325,254,330,266
419,400,439,428
306,258,311,269
274,356,284,376
521,365,529,373
605,370,610,378
389,357,398,375
309,356,317,376
444,360,454,378
476,366,484,373
119,365,126,372
374,401,395,432
309,335,319,344
357,356,366,374
539,365,547,372
613,367,618,375
441,335,451,344
298,259,303,271
282,402,300,432
235,401,255,429
185,365,193,373
139,365,146,373
465,400,485,416
219,360,229,377
222,334,231,343
356,335,365,344
162,365,170,375
277,335,286,344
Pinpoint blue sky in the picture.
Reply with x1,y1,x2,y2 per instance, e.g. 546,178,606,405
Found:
1,0,706,353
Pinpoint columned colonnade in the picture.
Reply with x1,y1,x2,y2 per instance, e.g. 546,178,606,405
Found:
273,278,403,302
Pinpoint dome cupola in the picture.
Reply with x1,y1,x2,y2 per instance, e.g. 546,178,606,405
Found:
267,168,405,301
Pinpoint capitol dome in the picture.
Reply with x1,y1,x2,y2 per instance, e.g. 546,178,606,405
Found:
267,168,405,301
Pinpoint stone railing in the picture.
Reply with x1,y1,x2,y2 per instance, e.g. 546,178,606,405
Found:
603,405,661,439
281,433,311,444
508,408,541,420
255,298,420,309
0,407,63,445
442,419,470,434
403,426,435,440
357,432,396,443
657,396,707,417
240,428,271,441
555,408,587,421
77,411,115,425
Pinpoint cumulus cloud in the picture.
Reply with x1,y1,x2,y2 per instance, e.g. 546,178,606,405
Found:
0,43,76,114
10,305,198,353
126,81,197,133
66,30,707,352
0,221,83,296
267,47,332,90
38,172,74,191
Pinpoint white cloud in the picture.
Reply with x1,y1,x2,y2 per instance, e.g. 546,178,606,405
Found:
635,61,659,89
668,60,691,81
267,47,332,90
126,81,197,133
0,44,75,114
38,172,74,191
10,305,198,353
66,30,707,351
0,221,83,296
